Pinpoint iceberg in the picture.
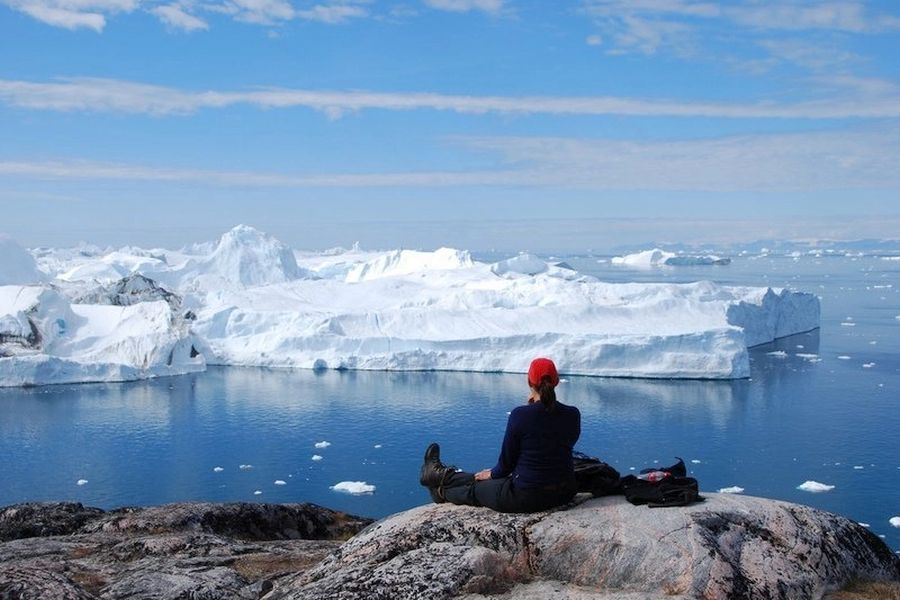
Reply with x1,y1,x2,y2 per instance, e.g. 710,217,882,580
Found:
612,248,731,267
0,284,204,387
0,236,45,285
330,481,376,495
797,481,835,493
0,226,822,386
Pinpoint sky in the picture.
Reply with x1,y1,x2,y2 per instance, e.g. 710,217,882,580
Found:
2,0,900,252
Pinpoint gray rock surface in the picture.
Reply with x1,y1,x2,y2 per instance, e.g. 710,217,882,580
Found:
0,502,372,600
270,494,900,600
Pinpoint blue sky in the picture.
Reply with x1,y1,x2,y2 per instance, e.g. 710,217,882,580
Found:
2,0,900,251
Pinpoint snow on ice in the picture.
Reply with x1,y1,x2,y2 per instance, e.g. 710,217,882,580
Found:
1,226,821,386
330,481,376,495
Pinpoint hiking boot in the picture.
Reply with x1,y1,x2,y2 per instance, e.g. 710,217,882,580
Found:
420,442,454,489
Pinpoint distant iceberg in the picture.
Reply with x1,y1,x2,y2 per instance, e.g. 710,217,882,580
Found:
1,226,821,386
612,248,731,267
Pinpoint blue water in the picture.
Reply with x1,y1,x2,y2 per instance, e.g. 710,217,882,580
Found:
1,255,898,550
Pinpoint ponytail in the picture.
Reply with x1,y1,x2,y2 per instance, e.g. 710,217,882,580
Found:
538,375,557,412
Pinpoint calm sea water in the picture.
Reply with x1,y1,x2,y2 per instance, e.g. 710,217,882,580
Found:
1,254,898,551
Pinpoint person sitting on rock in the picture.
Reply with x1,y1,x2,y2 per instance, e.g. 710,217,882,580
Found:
419,357,581,513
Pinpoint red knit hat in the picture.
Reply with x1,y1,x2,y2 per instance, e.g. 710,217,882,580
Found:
528,358,560,388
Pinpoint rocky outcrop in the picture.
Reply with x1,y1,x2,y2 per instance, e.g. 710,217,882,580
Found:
270,494,900,599
0,502,372,600
2,497,897,599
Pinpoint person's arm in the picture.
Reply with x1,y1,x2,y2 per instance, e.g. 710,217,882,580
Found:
489,411,520,479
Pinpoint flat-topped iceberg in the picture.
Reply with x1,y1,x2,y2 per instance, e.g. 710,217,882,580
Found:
1,226,820,386
613,248,731,267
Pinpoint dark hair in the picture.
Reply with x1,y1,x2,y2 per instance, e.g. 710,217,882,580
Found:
537,375,557,412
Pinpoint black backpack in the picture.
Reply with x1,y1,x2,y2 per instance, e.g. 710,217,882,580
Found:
572,451,622,497
620,457,704,508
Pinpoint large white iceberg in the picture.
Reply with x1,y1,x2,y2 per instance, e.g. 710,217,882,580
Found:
0,226,821,386
0,284,204,387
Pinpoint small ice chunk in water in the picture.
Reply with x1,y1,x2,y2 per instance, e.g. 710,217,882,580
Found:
837,355,851,360
213,467,224,472
796,345,804,349
374,444,382,449
853,466,864,470
797,481,835,493
863,363,875,368
311,455,323,461
858,523,870,528
840,322,856,327
76,479,88,486
890,516,900,528
239,464,253,470
331,481,376,495
718,486,744,494
766,351,787,358
253,490,262,495
274,480,287,486
315,441,331,449
691,459,702,464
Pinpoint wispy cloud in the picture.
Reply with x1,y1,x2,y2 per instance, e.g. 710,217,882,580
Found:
4,0,137,31
456,127,900,192
581,0,900,72
2,76,900,119
4,126,900,192
2,0,369,30
151,4,209,31
423,0,503,14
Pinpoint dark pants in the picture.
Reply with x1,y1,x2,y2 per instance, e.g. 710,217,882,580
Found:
439,471,577,514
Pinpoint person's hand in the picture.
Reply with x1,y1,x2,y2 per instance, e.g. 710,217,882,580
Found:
474,469,492,481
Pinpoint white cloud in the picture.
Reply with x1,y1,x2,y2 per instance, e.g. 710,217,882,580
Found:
4,126,900,193
3,0,371,29
151,4,209,30
582,0,900,69
295,3,367,23
423,0,502,14
222,0,294,24
5,0,138,30
456,127,900,192
3,76,900,119
585,34,602,46
753,39,859,73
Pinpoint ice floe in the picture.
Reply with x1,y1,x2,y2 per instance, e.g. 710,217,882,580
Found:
890,517,900,528
239,464,253,470
274,480,286,486
797,481,835,493
1,226,822,386
315,441,331,449
330,481,376,495
213,467,224,473
717,486,744,494
76,479,88,486
312,455,323,461
766,351,788,358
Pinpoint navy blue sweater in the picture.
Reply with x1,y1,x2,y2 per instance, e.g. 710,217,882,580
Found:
490,401,581,488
